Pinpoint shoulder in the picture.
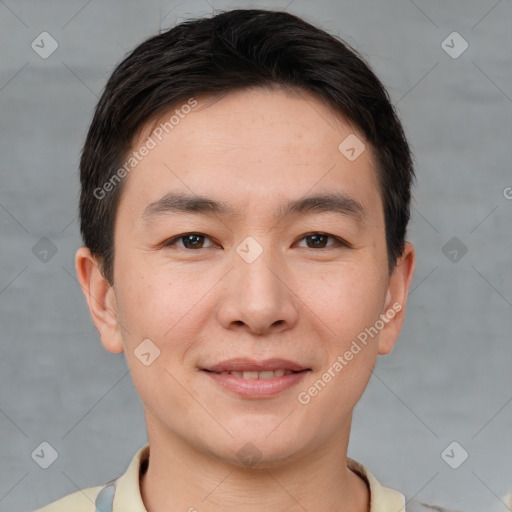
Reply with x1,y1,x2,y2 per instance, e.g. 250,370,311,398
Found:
36,480,118,512
347,457,465,512
34,443,149,512
35,484,105,512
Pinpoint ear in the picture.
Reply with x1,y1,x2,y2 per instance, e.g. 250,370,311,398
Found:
377,242,416,355
75,246,124,354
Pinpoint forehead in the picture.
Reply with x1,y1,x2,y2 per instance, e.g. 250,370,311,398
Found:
119,87,382,226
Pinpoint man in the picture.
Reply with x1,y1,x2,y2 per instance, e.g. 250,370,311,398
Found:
37,8,454,512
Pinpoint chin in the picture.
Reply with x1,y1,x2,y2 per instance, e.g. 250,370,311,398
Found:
226,433,313,469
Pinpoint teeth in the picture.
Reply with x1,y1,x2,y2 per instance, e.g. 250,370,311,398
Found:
218,369,296,379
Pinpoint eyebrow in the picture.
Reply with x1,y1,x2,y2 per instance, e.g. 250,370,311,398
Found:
141,191,366,225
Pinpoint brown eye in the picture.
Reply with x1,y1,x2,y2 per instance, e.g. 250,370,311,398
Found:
297,233,346,249
163,233,215,249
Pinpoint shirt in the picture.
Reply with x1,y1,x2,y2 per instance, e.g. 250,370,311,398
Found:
35,443,445,511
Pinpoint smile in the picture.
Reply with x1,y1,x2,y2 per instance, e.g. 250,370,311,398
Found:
214,369,296,379
202,370,309,398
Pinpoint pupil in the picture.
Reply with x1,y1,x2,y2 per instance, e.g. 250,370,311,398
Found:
309,234,326,248
185,234,202,248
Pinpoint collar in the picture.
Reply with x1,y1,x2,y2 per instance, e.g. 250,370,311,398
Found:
347,457,406,512
102,444,405,512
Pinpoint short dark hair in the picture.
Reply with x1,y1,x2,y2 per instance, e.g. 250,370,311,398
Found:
79,8,414,285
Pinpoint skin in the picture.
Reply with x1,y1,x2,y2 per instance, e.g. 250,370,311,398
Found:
76,87,415,512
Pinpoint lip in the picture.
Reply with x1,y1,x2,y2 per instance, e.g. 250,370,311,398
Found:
201,358,311,399
204,358,308,373
203,370,309,399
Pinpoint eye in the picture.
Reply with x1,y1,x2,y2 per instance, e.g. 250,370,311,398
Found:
296,232,348,249
161,232,349,251
162,233,217,250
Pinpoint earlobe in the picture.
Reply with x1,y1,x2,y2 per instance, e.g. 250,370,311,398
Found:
75,247,125,354
378,242,416,355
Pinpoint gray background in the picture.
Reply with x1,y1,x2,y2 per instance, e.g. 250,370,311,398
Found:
1,1,511,511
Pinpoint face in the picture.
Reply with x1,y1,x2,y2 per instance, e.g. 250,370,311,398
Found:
78,87,414,467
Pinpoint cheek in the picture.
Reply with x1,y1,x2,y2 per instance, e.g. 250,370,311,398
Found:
114,256,213,361
114,264,201,417
115,255,172,331
300,262,386,344
294,267,384,418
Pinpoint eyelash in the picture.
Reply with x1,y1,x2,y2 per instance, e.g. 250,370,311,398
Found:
161,232,350,250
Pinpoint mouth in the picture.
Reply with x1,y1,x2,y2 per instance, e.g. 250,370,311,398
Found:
200,358,311,398
203,368,304,379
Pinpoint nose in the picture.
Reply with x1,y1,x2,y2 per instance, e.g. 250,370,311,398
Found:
216,243,299,335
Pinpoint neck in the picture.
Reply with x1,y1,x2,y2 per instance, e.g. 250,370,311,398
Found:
139,413,369,512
